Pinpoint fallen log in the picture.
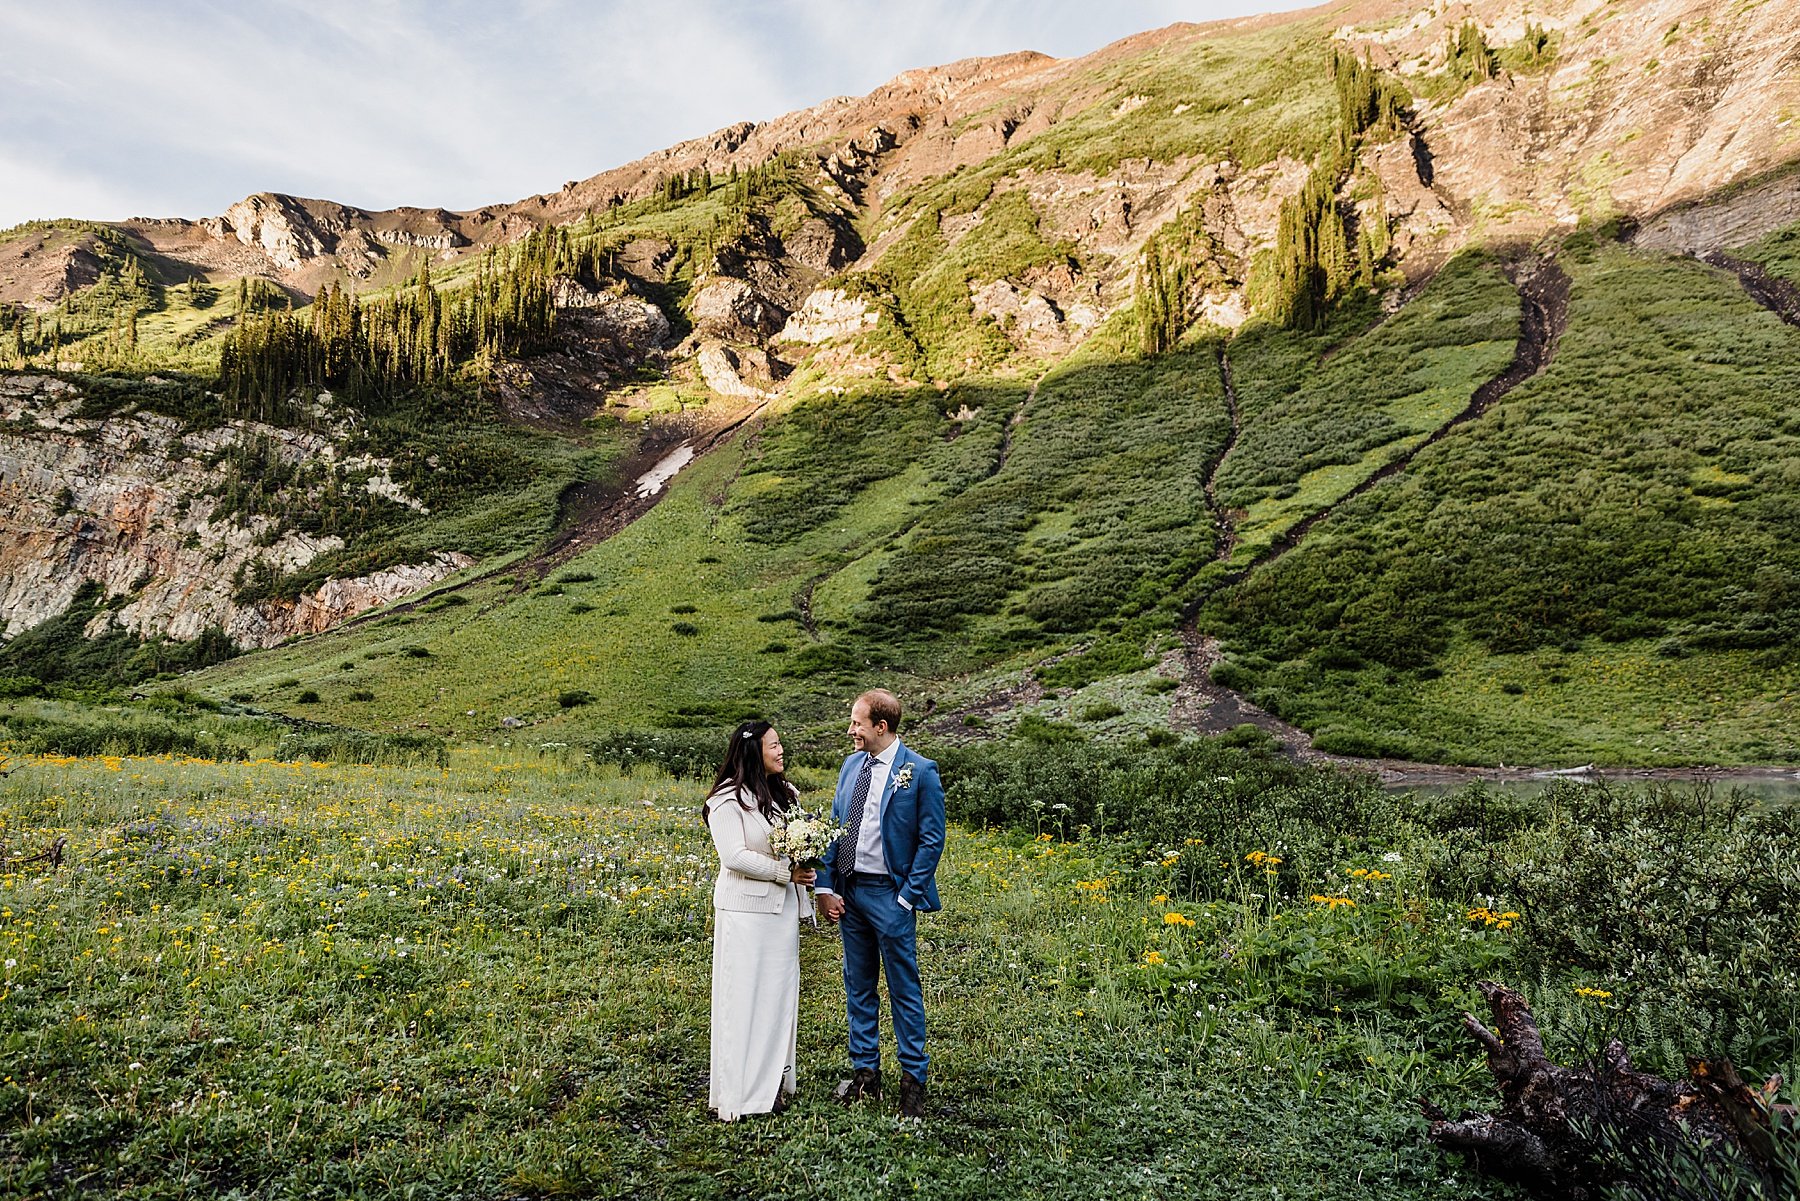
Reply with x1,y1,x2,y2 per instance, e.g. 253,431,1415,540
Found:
0,835,66,870
1422,980,1793,1199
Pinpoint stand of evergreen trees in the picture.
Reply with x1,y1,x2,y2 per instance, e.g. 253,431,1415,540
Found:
218,226,601,415
1445,21,1497,85
1261,52,1412,330
1332,50,1409,149
2,226,158,369
1126,51,1411,343
1135,242,1190,355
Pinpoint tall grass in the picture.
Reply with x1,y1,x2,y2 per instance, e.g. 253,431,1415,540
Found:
2,739,1793,1197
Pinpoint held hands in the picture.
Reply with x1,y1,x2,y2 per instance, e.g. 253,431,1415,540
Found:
816,893,845,923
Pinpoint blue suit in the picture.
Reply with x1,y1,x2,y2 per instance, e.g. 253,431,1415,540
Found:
823,740,945,1082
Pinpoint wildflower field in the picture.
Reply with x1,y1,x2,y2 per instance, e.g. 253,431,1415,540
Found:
2,743,1796,1199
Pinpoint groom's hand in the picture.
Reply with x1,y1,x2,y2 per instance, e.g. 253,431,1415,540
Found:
817,894,845,922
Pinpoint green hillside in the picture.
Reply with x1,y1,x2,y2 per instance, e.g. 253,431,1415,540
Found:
175,221,1800,766
1208,235,1800,764
6,9,1800,768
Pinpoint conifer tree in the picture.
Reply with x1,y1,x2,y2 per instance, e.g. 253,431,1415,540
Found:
1447,22,1496,84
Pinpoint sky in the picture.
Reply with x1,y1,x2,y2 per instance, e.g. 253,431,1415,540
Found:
0,0,1318,229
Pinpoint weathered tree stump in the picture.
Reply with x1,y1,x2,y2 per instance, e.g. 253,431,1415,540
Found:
1421,981,1791,1199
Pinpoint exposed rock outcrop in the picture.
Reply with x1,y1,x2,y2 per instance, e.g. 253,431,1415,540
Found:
697,343,776,398
691,276,787,341
778,288,878,344
0,374,462,651
1630,170,1800,256
207,193,340,272
969,279,1098,354
551,280,673,346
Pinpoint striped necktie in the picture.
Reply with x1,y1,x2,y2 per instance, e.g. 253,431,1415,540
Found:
835,752,877,878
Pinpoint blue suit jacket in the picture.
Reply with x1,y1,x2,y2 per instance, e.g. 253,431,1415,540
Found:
823,740,945,912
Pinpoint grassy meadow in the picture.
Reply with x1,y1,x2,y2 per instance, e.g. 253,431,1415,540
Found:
3,735,1797,1199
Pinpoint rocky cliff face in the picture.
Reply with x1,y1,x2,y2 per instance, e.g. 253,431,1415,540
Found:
0,0,1777,352
0,374,469,651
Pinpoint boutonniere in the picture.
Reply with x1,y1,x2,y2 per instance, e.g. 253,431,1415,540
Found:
894,764,915,791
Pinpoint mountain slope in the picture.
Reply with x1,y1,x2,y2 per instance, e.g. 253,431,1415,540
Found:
6,0,1800,765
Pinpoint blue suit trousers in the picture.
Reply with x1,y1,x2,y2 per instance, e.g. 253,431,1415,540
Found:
840,875,927,1082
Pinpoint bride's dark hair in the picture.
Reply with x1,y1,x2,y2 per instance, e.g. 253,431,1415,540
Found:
703,720,793,823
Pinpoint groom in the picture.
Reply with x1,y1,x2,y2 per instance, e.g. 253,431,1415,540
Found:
815,688,945,1119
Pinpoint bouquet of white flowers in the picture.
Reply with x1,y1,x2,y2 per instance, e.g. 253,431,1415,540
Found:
769,810,844,869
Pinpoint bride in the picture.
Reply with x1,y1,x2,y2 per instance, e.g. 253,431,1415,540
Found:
704,719,815,1120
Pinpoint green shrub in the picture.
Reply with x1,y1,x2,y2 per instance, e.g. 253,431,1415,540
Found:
558,690,594,709
581,730,722,780
297,689,320,704
274,728,447,767
0,708,249,760
785,643,858,678
1078,701,1126,722
1427,781,1800,1072
1014,715,1084,745
0,675,45,698
1217,723,1279,752
1210,660,1252,689
670,621,699,637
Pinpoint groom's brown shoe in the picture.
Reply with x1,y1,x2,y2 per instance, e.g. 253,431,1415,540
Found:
898,1074,927,1119
834,1067,881,1105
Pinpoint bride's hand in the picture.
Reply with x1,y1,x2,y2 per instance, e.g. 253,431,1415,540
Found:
790,866,816,886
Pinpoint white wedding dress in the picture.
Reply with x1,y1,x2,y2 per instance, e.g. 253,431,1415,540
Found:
709,882,801,1119
706,794,802,1120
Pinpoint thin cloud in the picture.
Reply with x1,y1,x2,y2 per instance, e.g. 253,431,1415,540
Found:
0,0,1314,228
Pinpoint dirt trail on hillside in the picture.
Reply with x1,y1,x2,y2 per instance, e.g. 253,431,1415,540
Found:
531,401,765,573
1701,251,1800,327
1170,256,1571,752
1247,257,1570,579
338,402,763,629
1200,349,1243,563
